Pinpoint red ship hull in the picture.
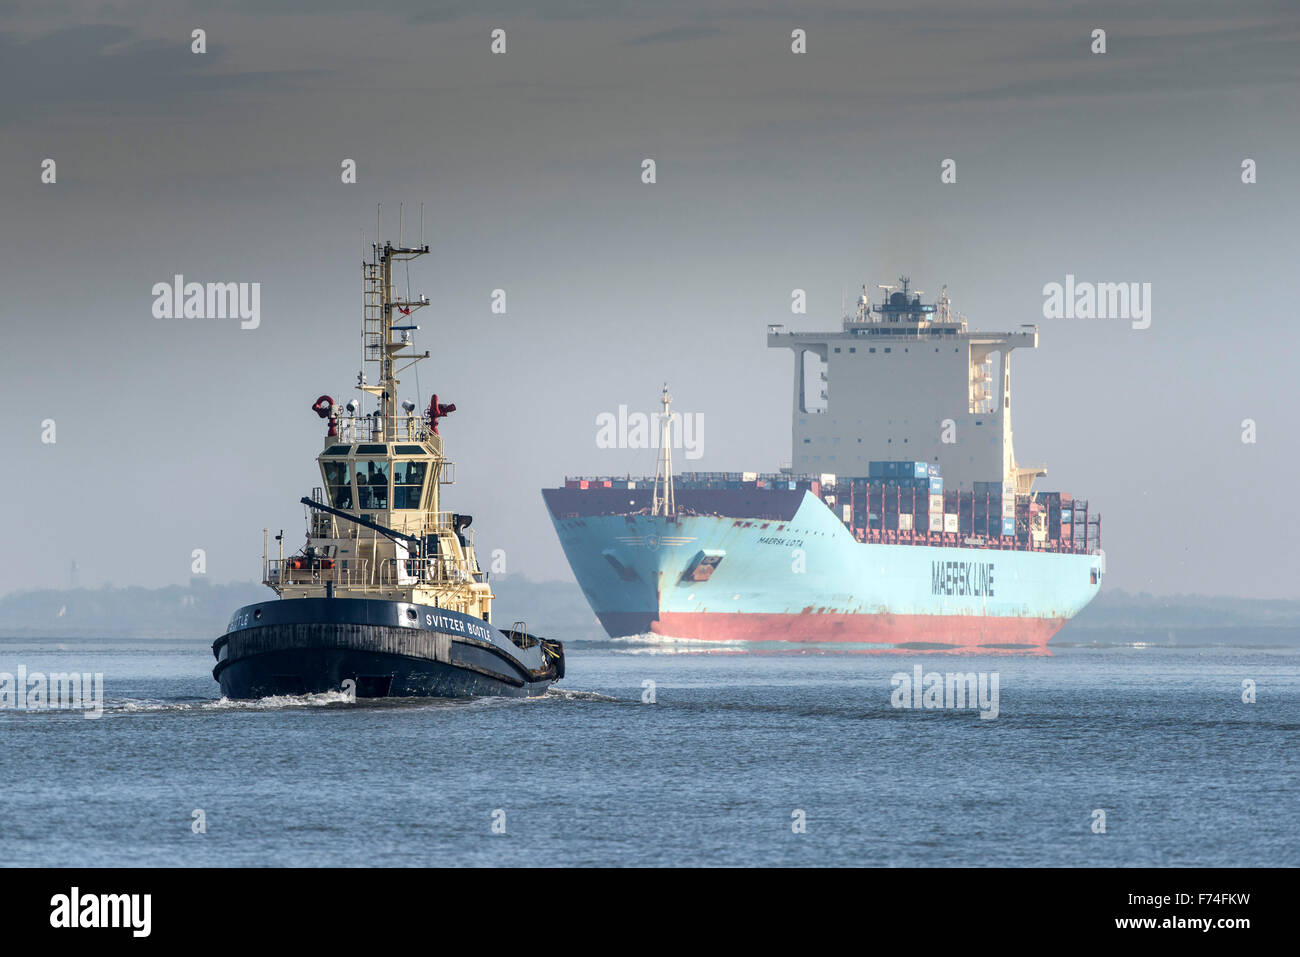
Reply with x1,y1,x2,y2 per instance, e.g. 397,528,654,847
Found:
599,610,1067,649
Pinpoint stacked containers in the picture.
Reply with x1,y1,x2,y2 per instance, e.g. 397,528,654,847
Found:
855,463,958,537
925,470,943,535
1000,483,1016,537
1041,492,1072,542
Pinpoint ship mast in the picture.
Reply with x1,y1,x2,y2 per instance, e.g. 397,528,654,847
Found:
360,203,431,436
651,384,676,517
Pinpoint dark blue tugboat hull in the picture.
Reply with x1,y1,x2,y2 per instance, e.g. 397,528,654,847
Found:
212,598,561,700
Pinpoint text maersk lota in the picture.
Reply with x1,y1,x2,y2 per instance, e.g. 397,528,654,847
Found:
213,209,564,699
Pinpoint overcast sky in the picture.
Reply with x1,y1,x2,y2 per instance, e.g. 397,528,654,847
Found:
2,0,1297,599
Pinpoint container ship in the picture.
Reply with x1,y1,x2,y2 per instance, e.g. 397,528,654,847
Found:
542,278,1103,649
213,208,564,697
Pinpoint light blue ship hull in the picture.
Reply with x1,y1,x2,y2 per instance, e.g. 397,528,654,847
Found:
548,493,1102,647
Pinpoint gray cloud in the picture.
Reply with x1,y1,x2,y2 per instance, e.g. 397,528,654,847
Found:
622,25,727,45
0,25,326,125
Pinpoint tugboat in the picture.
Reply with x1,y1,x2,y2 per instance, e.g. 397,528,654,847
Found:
213,208,564,698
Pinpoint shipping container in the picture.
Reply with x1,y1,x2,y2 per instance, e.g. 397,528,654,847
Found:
898,513,914,531
928,513,944,533
929,494,944,513
943,514,959,534
1001,517,1015,537
929,476,944,495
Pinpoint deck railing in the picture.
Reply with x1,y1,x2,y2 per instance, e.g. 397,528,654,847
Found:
332,414,442,448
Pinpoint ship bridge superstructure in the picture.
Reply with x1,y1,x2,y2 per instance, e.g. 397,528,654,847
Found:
767,277,1045,493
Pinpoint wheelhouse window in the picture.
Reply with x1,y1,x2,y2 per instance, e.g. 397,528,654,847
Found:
393,461,427,509
357,460,389,510
322,461,352,509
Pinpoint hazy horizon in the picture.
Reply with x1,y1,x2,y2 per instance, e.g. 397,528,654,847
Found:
3,1,1297,599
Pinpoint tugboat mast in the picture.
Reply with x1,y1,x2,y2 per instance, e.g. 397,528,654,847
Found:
361,203,431,435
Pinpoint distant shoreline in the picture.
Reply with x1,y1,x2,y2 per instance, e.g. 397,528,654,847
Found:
1,578,1297,642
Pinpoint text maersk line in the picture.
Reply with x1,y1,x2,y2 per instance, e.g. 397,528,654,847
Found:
932,561,995,597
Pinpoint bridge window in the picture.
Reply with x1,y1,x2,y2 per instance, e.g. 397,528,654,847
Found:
357,460,389,510
393,461,428,509
322,461,352,509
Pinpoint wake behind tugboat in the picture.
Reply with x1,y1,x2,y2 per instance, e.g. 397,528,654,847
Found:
212,208,564,699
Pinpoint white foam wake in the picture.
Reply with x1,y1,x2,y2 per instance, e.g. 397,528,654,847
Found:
537,687,620,702
108,690,356,714
607,632,747,654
